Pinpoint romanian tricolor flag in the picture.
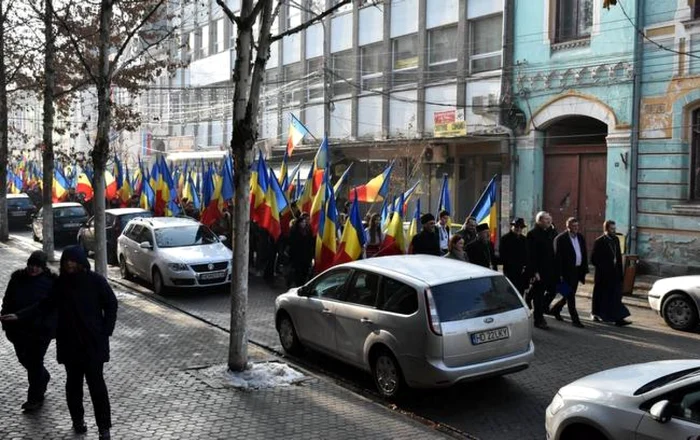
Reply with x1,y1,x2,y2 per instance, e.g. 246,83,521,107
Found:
311,136,329,195
119,167,132,206
52,169,69,202
350,161,393,203
436,173,452,227
314,177,338,274
333,162,353,195
259,168,289,241
250,152,269,224
77,173,94,202
140,178,155,211
297,164,315,215
333,190,366,265
376,194,406,256
221,155,235,202
105,171,118,201
201,168,224,227
393,180,420,216
309,169,327,235
407,198,421,247
470,174,499,244
286,114,311,157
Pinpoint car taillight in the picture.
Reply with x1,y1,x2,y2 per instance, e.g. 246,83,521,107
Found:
424,288,442,336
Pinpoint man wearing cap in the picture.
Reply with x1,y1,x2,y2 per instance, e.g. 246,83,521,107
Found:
1,251,57,412
500,218,528,296
410,213,441,256
466,223,497,270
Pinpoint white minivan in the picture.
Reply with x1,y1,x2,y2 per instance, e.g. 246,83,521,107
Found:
275,255,535,398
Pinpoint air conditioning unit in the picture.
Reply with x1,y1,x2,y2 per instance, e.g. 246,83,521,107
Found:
422,144,447,164
472,93,499,115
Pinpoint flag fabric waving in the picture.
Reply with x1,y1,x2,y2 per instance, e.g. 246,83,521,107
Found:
314,176,338,274
436,173,452,227
309,169,327,236
250,151,269,224
350,161,393,203
312,136,329,195
332,162,353,195
333,189,366,265
470,174,499,243
286,114,311,157
376,203,406,256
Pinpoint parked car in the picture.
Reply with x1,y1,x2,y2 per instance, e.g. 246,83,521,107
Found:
7,194,36,228
274,255,534,398
78,208,154,265
648,276,700,331
31,202,89,245
117,216,232,295
546,359,700,440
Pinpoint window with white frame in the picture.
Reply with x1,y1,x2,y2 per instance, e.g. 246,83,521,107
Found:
198,25,210,58
283,63,303,106
392,34,418,86
287,1,301,30
306,57,325,102
470,15,502,74
555,0,593,43
361,43,383,91
332,50,354,97
187,31,195,61
427,25,458,82
215,19,225,53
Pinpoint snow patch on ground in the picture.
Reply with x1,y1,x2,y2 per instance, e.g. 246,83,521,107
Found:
115,290,135,300
199,362,307,390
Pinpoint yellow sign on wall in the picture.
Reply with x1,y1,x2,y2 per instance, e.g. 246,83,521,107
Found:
434,109,466,138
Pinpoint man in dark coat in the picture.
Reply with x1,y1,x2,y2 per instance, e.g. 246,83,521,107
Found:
410,213,441,256
455,216,478,245
526,211,558,330
466,223,497,269
591,220,631,326
288,213,315,287
499,218,528,295
549,217,588,328
2,246,118,439
1,251,56,412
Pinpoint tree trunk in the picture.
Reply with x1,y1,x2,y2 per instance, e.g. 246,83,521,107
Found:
0,0,9,242
41,0,55,259
91,0,114,276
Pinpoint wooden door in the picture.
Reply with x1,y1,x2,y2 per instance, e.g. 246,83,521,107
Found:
544,146,606,255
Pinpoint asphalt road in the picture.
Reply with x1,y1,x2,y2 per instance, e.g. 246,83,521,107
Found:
9,227,700,440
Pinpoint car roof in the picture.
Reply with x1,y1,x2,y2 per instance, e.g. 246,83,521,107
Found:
52,202,84,208
7,194,29,199
132,216,199,229
340,255,499,286
105,208,151,216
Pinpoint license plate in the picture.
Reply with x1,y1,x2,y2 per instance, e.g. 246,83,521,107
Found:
470,327,510,345
10,211,24,217
64,223,81,228
200,271,226,280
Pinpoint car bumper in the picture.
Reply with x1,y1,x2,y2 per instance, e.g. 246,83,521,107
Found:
163,268,232,288
648,290,662,313
545,403,557,439
401,340,535,388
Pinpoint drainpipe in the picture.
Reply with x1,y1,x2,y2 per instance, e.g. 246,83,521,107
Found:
629,0,643,254
499,0,516,222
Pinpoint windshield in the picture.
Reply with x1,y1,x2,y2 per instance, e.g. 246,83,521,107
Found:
55,207,87,218
154,225,219,248
430,276,524,322
8,197,32,208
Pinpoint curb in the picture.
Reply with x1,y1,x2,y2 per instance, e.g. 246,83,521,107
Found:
3,234,477,440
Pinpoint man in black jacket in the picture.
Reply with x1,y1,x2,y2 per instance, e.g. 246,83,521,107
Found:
549,217,588,328
499,218,528,296
410,213,441,256
2,246,118,440
1,251,56,412
591,220,631,326
526,211,558,330
466,223,497,269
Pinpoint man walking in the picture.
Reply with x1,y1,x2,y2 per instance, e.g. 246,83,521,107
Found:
526,211,558,330
591,220,632,326
466,223,496,269
410,213,441,256
500,218,528,296
455,216,478,245
549,217,588,328
437,210,451,255
1,246,118,439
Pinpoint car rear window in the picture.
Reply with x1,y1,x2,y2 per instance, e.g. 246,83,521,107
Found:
8,197,32,208
119,212,153,226
430,276,524,322
55,207,87,218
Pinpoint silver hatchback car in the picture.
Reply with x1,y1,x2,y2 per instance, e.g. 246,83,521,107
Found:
274,255,535,398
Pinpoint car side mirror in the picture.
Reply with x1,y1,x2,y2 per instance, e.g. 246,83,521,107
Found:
219,235,227,242
139,241,153,250
298,285,312,297
649,400,672,424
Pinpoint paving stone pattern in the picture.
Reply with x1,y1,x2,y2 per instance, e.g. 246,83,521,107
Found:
0,244,449,440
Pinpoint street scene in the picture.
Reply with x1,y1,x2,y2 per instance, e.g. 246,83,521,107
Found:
1,0,700,440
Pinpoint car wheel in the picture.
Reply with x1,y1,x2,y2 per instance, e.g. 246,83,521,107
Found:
152,267,168,296
561,424,608,440
662,292,699,331
277,312,302,355
371,348,404,399
119,256,133,281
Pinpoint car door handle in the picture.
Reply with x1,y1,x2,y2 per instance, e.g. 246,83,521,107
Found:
321,308,332,316
360,318,373,325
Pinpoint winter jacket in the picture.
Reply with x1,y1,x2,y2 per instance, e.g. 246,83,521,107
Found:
1,268,57,343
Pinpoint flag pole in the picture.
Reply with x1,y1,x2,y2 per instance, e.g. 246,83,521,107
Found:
468,174,499,219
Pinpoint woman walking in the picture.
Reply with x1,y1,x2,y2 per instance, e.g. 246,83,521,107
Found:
444,235,469,262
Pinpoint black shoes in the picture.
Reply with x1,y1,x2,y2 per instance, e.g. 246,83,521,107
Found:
615,319,632,327
553,310,564,322
72,420,87,434
98,428,111,440
534,321,549,330
572,321,585,328
21,400,43,412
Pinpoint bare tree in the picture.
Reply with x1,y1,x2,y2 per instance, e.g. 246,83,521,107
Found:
41,0,56,259
216,0,351,372
0,0,10,243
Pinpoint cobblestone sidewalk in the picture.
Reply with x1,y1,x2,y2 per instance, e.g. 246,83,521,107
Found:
0,244,451,440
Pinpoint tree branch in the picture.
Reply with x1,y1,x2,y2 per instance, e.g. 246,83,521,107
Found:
109,0,167,77
52,6,99,86
242,0,268,28
270,0,350,42
215,0,241,27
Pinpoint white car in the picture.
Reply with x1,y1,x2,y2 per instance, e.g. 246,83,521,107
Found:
648,276,700,331
546,360,700,440
117,217,232,295
275,255,534,398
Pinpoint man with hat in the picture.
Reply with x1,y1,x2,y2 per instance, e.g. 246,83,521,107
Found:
466,223,497,269
410,213,441,256
500,218,529,297
1,251,57,412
